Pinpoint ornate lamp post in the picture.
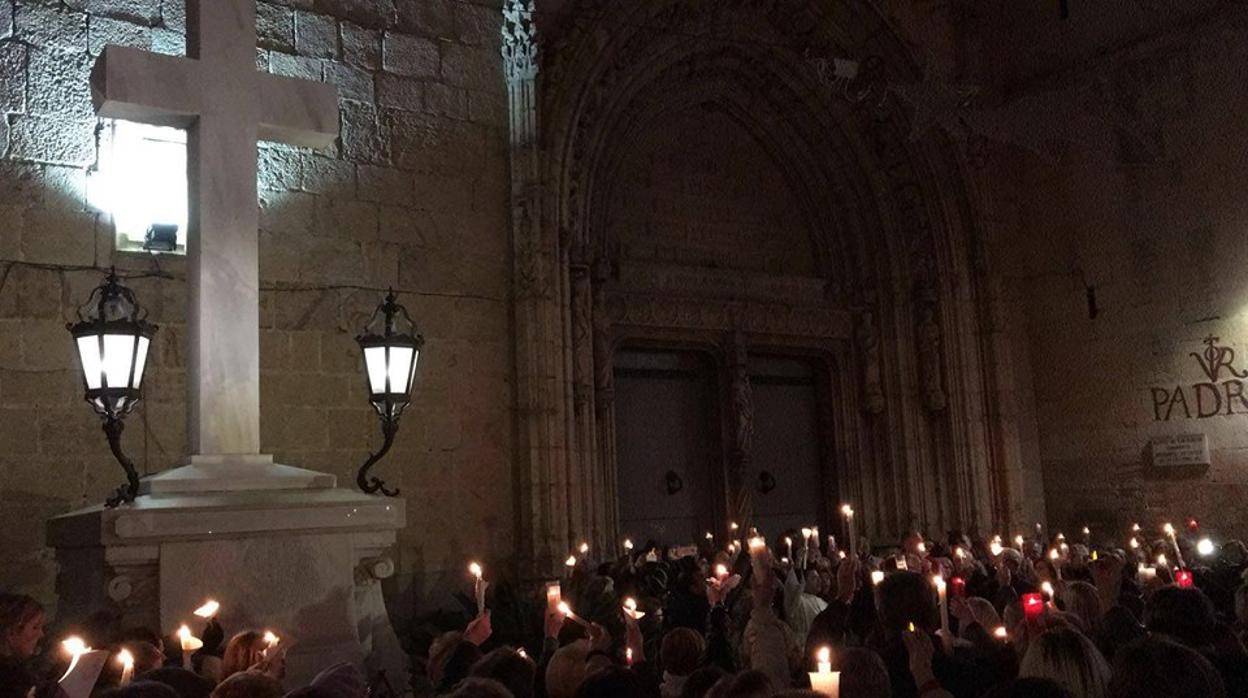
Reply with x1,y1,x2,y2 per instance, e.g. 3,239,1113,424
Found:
66,270,158,507
355,290,423,497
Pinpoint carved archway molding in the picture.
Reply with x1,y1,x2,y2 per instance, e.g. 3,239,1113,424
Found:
503,0,1024,577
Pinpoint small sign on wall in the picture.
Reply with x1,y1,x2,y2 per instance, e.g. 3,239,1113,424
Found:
1150,433,1211,467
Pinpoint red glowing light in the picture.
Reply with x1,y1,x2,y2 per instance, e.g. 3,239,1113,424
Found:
1176,569,1194,589
1023,593,1044,619
951,577,967,598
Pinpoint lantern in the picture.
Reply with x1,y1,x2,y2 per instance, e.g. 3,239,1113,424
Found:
66,270,158,506
354,290,424,496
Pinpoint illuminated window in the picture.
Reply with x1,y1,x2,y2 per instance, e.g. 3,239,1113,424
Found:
92,119,188,255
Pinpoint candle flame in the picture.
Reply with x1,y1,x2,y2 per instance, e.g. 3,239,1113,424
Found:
1157,553,1168,566
841,504,854,517
715,563,729,579
1163,522,1175,536
1082,526,1091,535
557,601,573,617
62,637,88,656
838,550,847,559
193,600,219,618
1041,581,1054,598
1092,550,1099,561
469,562,483,578
990,541,1004,557
1129,537,1140,549
565,555,577,567
623,539,634,551
579,542,589,554
917,541,927,554
117,648,134,667
730,522,740,531
623,597,637,612
1014,535,1024,547
517,647,529,659
993,626,1008,640
784,536,792,547
1049,548,1059,560
1055,532,1065,541
871,570,885,586
705,531,713,540
748,536,766,552
625,647,633,664
1132,523,1141,532
801,528,812,539
817,646,831,664
907,622,916,633
955,547,966,559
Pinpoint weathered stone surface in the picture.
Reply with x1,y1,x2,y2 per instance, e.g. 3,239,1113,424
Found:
0,43,26,113
357,164,412,206
395,0,454,39
15,3,87,52
324,62,373,103
381,32,438,78
85,0,160,26
295,10,339,58
340,21,381,69
312,0,395,29
88,16,152,55
374,73,422,112
268,52,322,81
7,115,95,166
27,49,94,119
257,1,296,52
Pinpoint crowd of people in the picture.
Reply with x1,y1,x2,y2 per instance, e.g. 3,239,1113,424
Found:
4,520,1248,698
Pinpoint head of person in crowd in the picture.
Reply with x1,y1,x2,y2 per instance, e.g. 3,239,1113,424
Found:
1106,637,1226,698
1019,627,1111,698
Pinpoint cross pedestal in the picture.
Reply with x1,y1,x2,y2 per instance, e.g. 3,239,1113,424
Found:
45,0,408,687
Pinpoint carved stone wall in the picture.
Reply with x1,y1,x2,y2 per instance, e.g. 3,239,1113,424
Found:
502,0,1038,572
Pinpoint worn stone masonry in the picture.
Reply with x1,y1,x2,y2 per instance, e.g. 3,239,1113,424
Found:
0,0,514,623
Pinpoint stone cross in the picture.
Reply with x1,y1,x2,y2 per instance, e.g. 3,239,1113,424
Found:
90,0,338,466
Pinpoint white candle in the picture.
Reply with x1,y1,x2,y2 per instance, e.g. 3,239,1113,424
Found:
748,536,767,556
545,581,562,614
565,555,577,578
193,600,220,619
60,637,89,682
117,648,134,685
469,562,486,615
841,504,857,559
933,576,949,647
809,646,840,697
1014,534,1024,550
177,625,202,669
1163,523,1186,568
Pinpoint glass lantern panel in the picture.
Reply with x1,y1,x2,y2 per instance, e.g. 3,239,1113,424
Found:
76,335,104,390
406,349,420,393
387,346,414,395
102,334,137,389
364,346,388,394
133,336,151,389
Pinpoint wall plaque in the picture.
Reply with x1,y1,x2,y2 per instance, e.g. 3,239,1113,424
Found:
1150,433,1211,467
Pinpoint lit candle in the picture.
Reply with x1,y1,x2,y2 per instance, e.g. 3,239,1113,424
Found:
565,555,577,578
193,600,220,619
579,542,590,555
1197,538,1215,557
730,522,740,533
1040,581,1055,606
1014,534,1024,550
916,541,927,555
1081,526,1091,543
623,539,634,553
60,637,90,682
1091,550,1099,562
1049,548,1063,580
557,601,589,627
993,626,1009,641
841,505,857,559
177,625,202,669
870,570,885,586
784,536,794,557
117,648,134,685
622,597,645,621
1156,553,1168,568
933,576,949,645
545,581,562,614
989,536,1004,557
808,646,840,698
262,631,279,658
954,546,967,561
1176,569,1194,589
1163,523,1186,568
748,536,767,556
625,647,634,666
714,563,730,581
1132,523,1141,533
517,647,529,660
1129,537,1140,550
469,562,486,616
1138,564,1157,583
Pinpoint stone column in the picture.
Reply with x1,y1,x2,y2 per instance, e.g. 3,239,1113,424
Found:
726,333,754,529
503,0,571,578
592,279,619,551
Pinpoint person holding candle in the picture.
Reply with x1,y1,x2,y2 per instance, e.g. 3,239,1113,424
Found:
0,593,46,698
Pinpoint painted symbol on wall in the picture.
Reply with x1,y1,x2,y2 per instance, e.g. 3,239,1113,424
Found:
1152,336,1248,421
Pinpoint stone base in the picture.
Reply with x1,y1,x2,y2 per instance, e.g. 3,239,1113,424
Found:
46,469,408,689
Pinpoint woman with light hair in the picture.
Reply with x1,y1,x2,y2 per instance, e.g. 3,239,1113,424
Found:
1020,627,1112,698
1061,582,1104,637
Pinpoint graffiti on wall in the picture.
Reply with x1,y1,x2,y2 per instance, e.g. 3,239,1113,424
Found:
1152,336,1248,421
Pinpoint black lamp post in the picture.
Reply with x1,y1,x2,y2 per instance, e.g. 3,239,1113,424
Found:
66,270,158,507
355,290,423,497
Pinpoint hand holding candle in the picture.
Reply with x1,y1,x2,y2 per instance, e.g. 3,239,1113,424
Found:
116,648,134,685
469,562,487,616
808,646,840,697
841,504,857,559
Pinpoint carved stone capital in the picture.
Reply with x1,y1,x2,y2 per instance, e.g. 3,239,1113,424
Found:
501,0,539,83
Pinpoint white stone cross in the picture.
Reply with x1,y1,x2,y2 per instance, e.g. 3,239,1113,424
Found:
91,0,339,483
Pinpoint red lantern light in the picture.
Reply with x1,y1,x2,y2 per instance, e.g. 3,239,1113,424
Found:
1176,569,1194,589
1188,519,1200,531
1023,593,1044,620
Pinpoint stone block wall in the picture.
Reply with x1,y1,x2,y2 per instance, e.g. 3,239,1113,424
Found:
0,0,515,619
999,13,1248,541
